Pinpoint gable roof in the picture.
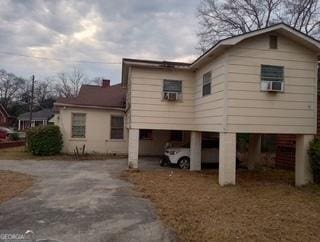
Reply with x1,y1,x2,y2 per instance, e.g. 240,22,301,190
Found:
54,83,126,110
191,23,320,68
122,23,320,85
18,109,53,121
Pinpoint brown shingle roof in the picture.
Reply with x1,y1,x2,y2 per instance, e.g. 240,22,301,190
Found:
55,84,126,109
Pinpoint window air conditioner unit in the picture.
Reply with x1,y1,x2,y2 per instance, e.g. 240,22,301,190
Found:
163,92,180,101
261,81,284,92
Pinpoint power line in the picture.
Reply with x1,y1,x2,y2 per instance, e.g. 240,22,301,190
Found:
0,51,122,65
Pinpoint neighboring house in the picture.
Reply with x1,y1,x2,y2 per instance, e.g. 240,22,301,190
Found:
54,80,127,154
18,109,53,130
54,80,189,155
122,23,320,186
0,104,15,127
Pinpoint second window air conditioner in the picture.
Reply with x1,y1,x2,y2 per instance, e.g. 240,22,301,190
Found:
261,81,284,92
163,92,180,101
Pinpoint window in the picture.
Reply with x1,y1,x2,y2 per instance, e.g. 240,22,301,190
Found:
110,116,124,139
72,113,86,138
170,130,183,141
261,65,284,82
202,71,212,96
269,35,278,49
163,80,182,93
140,129,153,140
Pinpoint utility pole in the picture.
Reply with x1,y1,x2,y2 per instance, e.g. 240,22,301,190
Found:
29,75,35,128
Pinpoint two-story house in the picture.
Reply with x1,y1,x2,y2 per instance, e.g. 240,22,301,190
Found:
122,23,320,186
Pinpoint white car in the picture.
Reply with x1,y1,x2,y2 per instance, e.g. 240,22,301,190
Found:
160,140,240,169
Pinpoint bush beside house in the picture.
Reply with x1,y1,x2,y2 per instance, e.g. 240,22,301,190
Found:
308,138,320,183
27,125,63,156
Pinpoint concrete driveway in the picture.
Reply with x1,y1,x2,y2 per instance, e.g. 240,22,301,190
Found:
0,159,174,242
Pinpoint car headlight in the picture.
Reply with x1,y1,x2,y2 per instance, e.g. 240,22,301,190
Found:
169,151,177,155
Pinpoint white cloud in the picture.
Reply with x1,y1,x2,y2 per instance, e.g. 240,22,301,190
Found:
0,0,200,84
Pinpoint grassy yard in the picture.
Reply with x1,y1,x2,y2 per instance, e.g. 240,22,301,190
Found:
124,168,320,242
0,170,34,204
0,146,127,160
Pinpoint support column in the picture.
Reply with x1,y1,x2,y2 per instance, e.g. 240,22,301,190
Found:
248,134,261,170
128,129,139,169
18,120,21,131
190,131,201,171
295,134,313,186
219,132,236,186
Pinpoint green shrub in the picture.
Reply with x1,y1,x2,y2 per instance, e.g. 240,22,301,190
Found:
308,137,320,184
27,125,63,156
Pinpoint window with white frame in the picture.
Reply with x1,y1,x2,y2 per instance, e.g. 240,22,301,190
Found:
110,116,124,139
202,71,212,96
71,113,86,138
163,80,182,93
261,65,284,82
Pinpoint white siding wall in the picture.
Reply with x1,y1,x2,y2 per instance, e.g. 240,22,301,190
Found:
129,67,195,130
127,33,317,135
226,33,318,134
194,54,226,132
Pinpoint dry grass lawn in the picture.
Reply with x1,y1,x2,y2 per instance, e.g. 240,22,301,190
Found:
0,146,126,160
124,168,320,242
0,170,34,204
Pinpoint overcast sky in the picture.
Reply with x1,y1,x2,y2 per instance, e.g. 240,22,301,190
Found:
0,0,200,84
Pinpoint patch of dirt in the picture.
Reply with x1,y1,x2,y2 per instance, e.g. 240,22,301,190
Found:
0,170,34,204
123,168,320,242
0,146,127,160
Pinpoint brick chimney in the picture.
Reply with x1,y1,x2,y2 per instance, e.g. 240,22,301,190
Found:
102,79,110,87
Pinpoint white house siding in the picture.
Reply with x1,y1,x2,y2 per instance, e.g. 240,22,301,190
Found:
58,107,128,154
126,67,132,129
129,67,195,131
225,33,318,134
194,54,226,132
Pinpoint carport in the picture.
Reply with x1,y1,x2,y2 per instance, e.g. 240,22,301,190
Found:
129,129,313,186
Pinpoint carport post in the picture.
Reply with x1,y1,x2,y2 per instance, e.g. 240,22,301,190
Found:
219,132,236,186
295,134,314,186
190,131,201,171
248,134,261,170
128,129,139,169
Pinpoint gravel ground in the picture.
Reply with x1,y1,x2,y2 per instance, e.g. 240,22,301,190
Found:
0,159,174,242
124,168,320,242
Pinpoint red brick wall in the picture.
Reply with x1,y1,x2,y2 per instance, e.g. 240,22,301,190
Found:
275,134,296,170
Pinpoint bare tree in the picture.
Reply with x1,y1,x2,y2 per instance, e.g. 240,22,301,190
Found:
198,0,320,51
34,79,55,107
0,69,26,108
55,67,86,98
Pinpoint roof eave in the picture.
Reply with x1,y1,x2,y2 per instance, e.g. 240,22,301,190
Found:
54,102,125,111
121,58,191,87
